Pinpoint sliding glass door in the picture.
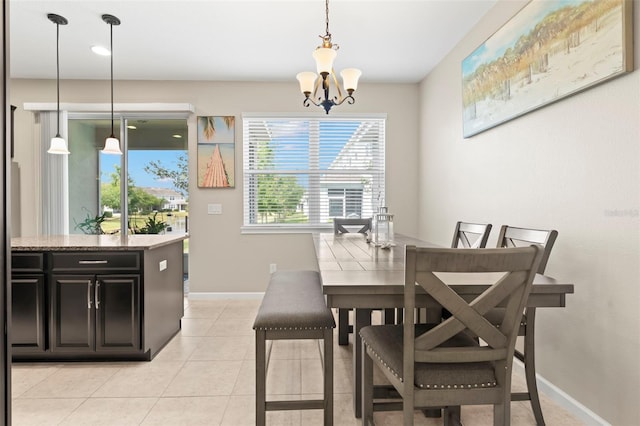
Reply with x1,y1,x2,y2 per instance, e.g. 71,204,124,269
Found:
125,118,188,236
67,115,188,237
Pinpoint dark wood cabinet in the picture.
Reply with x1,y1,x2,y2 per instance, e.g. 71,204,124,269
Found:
11,238,184,362
11,276,45,352
11,253,46,353
49,252,142,355
51,275,94,352
51,273,140,353
95,275,140,352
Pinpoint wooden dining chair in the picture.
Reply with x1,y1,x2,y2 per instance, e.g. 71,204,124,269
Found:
360,245,543,425
451,221,492,248
494,225,558,426
420,221,492,325
333,217,381,345
333,217,372,235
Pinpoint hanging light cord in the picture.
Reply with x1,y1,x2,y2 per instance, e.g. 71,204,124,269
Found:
109,21,115,138
55,21,61,137
319,0,337,49
324,0,330,38
47,13,68,151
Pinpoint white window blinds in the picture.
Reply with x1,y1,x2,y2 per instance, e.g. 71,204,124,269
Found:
243,115,386,230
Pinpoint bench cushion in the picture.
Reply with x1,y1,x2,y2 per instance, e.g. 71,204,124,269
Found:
253,270,336,331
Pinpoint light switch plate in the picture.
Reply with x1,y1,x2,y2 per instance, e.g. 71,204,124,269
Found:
159,260,167,271
208,203,222,215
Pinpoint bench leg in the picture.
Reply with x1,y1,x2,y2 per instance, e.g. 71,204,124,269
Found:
324,329,334,426
256,330,266,426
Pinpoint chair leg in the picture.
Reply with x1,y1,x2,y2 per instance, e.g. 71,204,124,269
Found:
494,403,510,426
361,342,374,426
524,309,545,425
402,379,415,426
338,309,350,345
403,398,415,426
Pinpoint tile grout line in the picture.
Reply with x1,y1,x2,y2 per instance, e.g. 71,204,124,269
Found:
137,397,163,426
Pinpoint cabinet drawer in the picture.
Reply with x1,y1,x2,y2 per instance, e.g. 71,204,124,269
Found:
12,253,44,273
51,252,140,272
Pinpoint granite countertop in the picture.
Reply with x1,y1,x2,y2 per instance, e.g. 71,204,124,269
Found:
12,234,188,251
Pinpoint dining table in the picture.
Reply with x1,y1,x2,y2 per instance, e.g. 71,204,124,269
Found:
313,232,574,418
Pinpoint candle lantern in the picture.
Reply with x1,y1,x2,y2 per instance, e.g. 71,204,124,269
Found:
374,207,394,246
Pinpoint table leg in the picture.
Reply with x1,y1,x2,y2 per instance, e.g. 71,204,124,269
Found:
338,308,350,346
384,308,395,324
444,406,461,425
353,308,372,418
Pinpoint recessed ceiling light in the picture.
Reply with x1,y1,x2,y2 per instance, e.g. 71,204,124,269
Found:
91,45,111,56
127,125,137,130
172,134,182,139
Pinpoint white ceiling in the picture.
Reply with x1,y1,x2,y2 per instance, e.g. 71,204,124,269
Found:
10,0,497,83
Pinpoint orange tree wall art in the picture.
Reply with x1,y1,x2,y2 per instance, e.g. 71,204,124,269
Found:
462,0,633,138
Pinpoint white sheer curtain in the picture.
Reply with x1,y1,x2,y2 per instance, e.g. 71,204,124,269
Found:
38,110,69,235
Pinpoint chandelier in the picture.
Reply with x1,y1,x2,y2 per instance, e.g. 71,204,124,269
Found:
296,0,361,114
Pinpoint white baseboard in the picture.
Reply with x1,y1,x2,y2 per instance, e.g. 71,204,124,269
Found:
188,292,264,300
512,361,609,425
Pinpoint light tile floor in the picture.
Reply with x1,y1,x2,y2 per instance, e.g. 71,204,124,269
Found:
11,298,585,425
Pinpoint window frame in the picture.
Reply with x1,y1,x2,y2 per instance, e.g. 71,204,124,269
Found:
241,113,386,234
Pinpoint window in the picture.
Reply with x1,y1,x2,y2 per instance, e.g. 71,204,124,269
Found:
243,115,385,231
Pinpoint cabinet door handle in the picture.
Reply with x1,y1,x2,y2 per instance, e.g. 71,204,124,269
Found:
95,281,101,310
78,260,108,265
87,281,93,309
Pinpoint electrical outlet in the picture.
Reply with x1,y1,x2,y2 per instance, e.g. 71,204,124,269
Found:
269,263,277,274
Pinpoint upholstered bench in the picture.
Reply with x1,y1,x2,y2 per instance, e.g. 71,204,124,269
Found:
253,270,336,426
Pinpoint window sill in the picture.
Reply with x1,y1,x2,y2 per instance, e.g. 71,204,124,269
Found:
240,225,332,234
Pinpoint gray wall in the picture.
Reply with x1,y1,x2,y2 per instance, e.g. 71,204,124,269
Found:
417,1,640,424
10,79,420,294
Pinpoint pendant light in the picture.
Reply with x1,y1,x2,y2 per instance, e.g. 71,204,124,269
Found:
47,13,69,155
101,14,122,155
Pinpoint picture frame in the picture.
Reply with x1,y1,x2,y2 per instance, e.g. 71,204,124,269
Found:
197,116,235,188
462,0,633,138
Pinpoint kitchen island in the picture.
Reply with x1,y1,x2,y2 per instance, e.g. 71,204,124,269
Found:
11,234,187,361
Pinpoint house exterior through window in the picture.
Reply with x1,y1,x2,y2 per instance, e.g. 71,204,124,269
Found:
141,187,187,212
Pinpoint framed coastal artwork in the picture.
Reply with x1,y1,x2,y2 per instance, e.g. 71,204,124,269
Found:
462,0,633,138
197,116,235,188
